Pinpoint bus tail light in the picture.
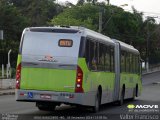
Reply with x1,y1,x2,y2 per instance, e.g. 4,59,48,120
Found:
16,63,21,89
75,66,84,93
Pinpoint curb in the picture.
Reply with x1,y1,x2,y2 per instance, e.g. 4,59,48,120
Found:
152,82,160,85
0,90,15,96
142,70,160,75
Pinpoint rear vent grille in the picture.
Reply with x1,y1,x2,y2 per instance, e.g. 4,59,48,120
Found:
30,28,79,33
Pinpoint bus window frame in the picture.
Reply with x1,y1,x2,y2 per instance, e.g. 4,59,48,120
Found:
84,36,115,72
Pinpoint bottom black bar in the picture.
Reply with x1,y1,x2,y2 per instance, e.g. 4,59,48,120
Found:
0,114,159,120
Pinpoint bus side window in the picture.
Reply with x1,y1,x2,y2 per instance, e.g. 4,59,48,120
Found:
135,55,139,74
121,51,125,73
110,46,114,72
85,38,97,71
85,38,90,68
126,52,130,73
91,57,97,70
130,53,133,73
133,54,136,74
105,46,110,71
97,43,105,71
91,42,98,71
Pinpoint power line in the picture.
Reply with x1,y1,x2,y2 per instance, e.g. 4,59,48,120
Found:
123,8,160,16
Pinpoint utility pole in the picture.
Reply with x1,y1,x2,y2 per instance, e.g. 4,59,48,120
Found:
99,10,102,33
146,21,149,72
99,4,128,33
106,0,110,5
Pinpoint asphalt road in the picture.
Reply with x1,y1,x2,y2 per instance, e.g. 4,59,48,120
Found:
0,72,160,120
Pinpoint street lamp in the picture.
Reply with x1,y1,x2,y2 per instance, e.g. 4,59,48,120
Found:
7,49,12,78
0,30,4,78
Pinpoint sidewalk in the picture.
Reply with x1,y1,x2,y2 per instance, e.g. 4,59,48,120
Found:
142,65,160,75
0,89,15,96
0,79,15,96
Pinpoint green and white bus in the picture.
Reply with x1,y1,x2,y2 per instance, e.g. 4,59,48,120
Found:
16,26,142,112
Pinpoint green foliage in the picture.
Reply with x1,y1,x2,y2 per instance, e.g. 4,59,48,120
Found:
50,4,99,30
0,0,29,40
0,0,160,68
9,0,61,26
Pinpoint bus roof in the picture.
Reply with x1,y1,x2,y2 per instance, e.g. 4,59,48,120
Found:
114,39,139,55
72,26,139,54
26,26,139,55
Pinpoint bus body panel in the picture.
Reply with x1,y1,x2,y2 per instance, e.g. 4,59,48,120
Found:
78,58,116,104
16,89,96,106
16,57,98,106
21,67,76,92
120,73,141,99
17,54,22,66
19,31,81,92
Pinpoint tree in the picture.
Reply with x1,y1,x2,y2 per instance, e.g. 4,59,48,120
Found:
50,4,99,30
77,0,85,6
9,0,62,26
104,0,110,5
0,0,29,67
92,0,97,5
0,0,29,40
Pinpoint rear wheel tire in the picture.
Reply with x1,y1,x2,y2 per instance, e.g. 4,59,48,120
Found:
130,87,136,101
118,88,125,106
131,86,138,100
92,90,100,113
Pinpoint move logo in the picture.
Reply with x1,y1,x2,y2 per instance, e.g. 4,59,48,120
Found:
127,104,159,109
127,104,135,109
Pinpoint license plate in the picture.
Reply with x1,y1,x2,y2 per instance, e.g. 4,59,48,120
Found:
40,94,51,99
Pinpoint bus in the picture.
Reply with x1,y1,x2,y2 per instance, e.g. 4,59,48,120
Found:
16,26,142,112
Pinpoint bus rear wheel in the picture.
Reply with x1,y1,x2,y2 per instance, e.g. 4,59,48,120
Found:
130,86,138,101
91,90,100,113
130,88,136,100
36,102,56,111
118,87,125,106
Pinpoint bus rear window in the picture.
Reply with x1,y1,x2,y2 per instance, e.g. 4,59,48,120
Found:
21,32,80,58
58,39,73,47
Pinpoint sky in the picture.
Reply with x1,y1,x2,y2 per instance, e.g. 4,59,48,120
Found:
57,0,160,23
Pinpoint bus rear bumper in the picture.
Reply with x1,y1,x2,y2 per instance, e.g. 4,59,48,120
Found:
15,89,96,106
